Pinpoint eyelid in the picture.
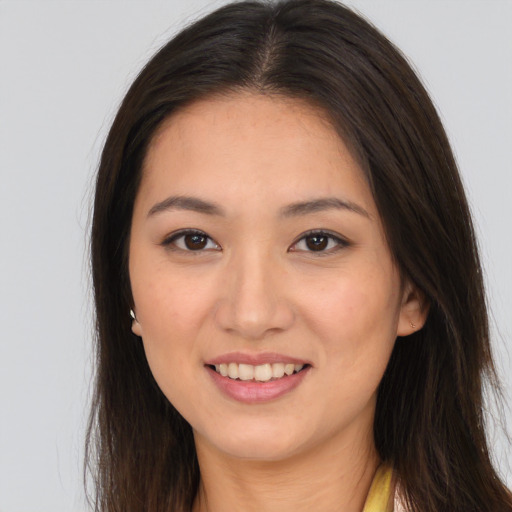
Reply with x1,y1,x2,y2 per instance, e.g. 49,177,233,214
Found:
288,229,350,254
161,229,221,251
160,228,348,254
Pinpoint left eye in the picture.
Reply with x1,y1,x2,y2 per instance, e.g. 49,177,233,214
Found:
290,231,348,253
163,230,220,251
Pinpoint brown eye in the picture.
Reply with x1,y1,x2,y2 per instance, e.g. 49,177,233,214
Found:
290,230,349,254
184,233,208,250
305,235,328,251
164,230,220,252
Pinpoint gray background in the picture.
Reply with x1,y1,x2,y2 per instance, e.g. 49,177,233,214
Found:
1,1,510,510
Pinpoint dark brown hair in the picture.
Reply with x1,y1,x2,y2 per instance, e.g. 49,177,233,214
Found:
87,1,512,511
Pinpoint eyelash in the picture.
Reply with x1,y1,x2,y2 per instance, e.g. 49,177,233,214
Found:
161,229,350,255
290,230,350,255
162,229,220,252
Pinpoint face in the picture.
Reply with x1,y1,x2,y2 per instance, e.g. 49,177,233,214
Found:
129,93,422,462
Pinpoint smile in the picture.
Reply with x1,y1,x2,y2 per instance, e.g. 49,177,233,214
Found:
205,357,311,403
212,362,306,382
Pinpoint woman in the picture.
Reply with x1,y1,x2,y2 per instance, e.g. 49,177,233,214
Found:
87,1,512,511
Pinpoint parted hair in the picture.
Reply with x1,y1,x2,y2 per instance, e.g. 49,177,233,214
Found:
87,1,512,511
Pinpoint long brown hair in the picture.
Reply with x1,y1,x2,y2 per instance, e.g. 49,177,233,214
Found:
87,1,512,510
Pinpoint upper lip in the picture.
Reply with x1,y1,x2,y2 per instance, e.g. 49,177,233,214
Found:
205,351,311,366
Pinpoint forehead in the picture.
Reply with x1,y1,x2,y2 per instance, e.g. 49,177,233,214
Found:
151,92,338,146
139,92,374,215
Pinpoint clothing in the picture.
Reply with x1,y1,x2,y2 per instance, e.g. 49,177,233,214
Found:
362,465,406,512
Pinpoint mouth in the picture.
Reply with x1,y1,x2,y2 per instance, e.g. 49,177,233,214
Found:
206,362,310,382
205,356,311,403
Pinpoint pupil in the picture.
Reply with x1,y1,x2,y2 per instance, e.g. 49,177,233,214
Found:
185,234,207,250
306,235,328,251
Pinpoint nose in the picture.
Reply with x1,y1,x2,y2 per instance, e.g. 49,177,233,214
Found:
214,250,295,340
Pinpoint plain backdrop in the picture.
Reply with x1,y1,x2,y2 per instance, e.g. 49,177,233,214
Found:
0,1,511,511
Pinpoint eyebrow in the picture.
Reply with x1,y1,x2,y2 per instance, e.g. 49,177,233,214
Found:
147,195,225,217
280,197,370,218
147,195,369,219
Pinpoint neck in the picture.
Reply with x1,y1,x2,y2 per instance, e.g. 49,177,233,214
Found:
192,423,379,512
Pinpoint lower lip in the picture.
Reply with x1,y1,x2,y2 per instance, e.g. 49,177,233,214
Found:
206,365,310,404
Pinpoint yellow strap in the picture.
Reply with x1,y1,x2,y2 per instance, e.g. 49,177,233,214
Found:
362,464,394,512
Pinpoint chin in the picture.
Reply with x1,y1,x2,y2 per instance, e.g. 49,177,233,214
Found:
221,439,301,462
195,421,307,462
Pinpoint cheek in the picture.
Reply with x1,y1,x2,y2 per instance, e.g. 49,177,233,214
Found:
301,272,400,424
130,264,218,387
301,268,401,361
133,259,216,333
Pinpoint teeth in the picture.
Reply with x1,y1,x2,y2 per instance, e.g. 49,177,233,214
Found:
213,362,306,381
284,363,294,376
238,364,254,381
228,362,238,379
254,363,272,382
272,363,285,378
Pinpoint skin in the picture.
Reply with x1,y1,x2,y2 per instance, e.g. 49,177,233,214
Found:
129,93,426,512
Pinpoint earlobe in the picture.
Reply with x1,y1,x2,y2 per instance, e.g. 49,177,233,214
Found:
397,281,429,336
130,309,143,336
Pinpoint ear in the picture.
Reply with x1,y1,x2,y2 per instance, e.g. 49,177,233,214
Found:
130,309,143,337
397,280,429,336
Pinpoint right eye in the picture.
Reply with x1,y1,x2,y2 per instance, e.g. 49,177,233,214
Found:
162,230,221,252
